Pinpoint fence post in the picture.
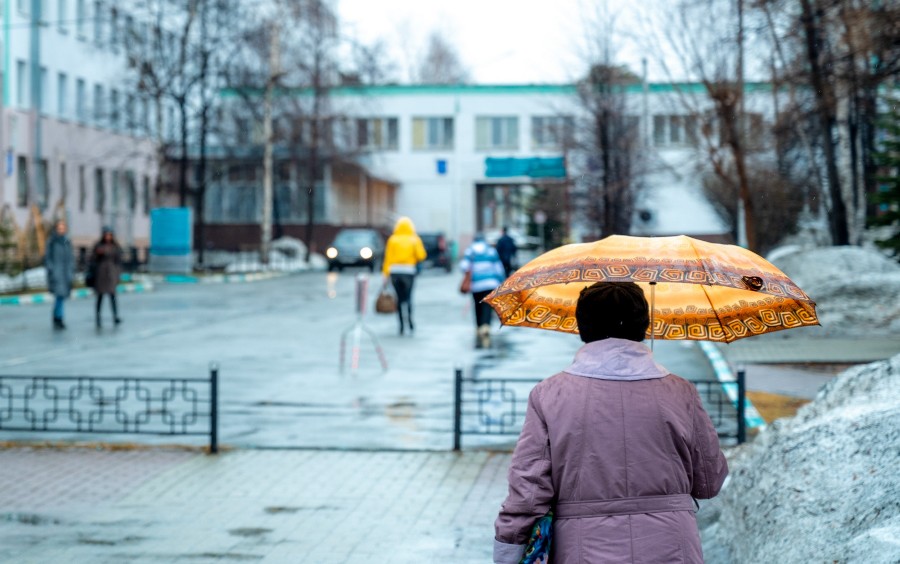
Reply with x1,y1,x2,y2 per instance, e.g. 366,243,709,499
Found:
209,363,219,454
736,368,746,444
453,367,463,451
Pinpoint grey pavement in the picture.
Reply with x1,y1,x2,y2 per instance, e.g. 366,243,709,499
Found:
0,270,884,562
0,270,717,450
0,446,513,563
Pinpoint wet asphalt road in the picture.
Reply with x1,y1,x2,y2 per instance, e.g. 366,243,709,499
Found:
0,270,716,450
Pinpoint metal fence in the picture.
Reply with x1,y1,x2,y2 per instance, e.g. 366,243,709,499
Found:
0,367,219,453
452,368,746,450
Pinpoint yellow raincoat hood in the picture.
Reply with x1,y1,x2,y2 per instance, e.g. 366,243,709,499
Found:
383,217,426,276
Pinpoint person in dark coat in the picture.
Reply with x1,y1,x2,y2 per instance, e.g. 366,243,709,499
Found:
91,227,123,327
495,227,518,277
44,220,75,329
494,281,728,563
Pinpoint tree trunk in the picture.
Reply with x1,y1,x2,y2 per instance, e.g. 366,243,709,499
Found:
800,0,850,245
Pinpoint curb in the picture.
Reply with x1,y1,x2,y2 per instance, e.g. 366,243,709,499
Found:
697,341,768,432
135,271,292,285
0,281,155,306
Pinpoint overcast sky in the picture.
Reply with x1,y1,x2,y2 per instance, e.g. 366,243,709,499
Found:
337,0,673,85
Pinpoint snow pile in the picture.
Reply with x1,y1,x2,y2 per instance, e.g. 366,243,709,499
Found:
703,353,900,563
768,246,900,334
0,267,47,293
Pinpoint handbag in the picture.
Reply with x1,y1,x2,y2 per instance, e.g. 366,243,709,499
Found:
459,270,472,294
375,287,397,314
85,263,97,289
520,511,553,564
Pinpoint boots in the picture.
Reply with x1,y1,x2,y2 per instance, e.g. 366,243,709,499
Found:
476,324,491,349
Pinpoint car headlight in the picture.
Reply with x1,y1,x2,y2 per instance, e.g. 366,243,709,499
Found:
359,247,373,259
326,247,338,259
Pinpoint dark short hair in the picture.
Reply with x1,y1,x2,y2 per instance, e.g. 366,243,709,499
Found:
575,281,650,343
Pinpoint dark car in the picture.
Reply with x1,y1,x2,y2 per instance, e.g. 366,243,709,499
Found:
418,232,452,272
325,228,384,272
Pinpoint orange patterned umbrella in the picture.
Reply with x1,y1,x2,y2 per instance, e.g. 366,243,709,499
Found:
484,235,818,343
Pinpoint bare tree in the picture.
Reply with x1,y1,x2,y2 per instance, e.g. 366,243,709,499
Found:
416,31,470,85
751,0,900,246
572,63,642,238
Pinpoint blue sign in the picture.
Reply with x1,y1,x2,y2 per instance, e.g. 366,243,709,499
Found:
5,150,12,177
436,159,447,175
150,207,193,256
485,157,566,179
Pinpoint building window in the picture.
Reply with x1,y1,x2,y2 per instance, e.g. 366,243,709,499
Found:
57,72,68,118
109,7,119,51
356,118,399,151
94,168,105,213
532,115,574,150
16,156,29,207
93,0,103,45
142,175,151,215
412,117,454,151
111,170,120,210
36,159,50,209
685,114,699,146
57,0,68,32
125,93,135,131
476,116,519,150
15,60,27,108
166,105,176,141
60,162,68,204
653,115,667,146
79,165,87,212
140,96,150,134
76,78,86,121
39,67,48,113
125,171,137,212
93,84,104,125
669,115,684,145
109,88,119,129
76,0,87,38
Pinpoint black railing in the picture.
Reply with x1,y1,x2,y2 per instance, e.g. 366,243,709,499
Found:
0,366,219,453
452,368,746,450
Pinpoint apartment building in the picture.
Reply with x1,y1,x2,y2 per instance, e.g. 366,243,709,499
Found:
0,0,180,256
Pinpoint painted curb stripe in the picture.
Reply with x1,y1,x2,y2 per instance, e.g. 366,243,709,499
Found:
697,341,768,431
0,282,154,306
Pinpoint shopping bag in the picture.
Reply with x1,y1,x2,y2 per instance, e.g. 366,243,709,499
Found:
520,512,553,564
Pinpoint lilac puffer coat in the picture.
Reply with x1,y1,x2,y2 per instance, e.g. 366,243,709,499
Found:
494,338,729,564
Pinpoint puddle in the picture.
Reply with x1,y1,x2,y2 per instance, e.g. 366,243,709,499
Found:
1,513,63,526
228,527,272,537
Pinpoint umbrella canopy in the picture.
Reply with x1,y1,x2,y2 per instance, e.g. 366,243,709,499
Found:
484,235,818,343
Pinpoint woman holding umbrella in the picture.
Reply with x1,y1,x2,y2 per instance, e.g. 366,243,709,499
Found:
493,282,728,563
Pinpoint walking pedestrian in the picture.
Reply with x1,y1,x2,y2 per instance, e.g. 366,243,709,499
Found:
495,227,518,278
44,219,74,330
459,233,505,348
493,282,728,564
90,227,123,327
382,217,427,335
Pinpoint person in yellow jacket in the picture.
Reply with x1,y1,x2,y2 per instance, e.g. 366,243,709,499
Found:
382,217,427,335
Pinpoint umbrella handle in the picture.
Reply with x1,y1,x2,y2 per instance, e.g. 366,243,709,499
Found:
649,282,657,352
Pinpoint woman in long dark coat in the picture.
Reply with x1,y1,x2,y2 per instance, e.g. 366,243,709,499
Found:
91,227,123,327
45,219,74,329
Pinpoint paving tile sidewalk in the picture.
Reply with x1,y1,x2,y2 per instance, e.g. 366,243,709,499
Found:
0,447,513,563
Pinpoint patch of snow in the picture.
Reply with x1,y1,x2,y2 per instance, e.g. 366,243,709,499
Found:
702,354,900,563
767,247,900,336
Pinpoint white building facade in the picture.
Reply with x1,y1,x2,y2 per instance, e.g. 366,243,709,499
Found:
0,0,179,256
314,82,773,249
